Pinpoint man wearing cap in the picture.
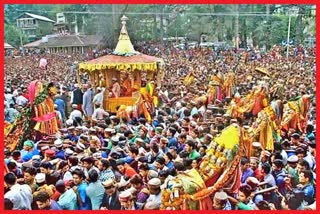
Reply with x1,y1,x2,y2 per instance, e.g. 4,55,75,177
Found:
92,103,109,122
53,139,65,160
259,150,271,165
21,140,40,162
213,191,232,210
100,179,121,210
82,84,94,123
119,190,138,210
250,157,263,181
65,126,78,142
75,141,87,160
33,173,54,198
111,78,121,98
146,178,162,207
139,126,150,145
69,104,83,126
43,149,56,162
103,128,114,148
92,87,105,107
286,155,299,187
70,83,83,112
159,137,169,154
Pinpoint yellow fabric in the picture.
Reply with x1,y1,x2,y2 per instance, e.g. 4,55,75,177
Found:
183,73,195,86
78,62,158,73
153,96,159,107
259,120,274,151
215,125,239,149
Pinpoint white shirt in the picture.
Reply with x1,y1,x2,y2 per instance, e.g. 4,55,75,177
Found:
15,95,28,106
92,89,105,106
92,108,109,120
5,93,15,106
146,192,162,208
69,109,82,121
5,184,32,210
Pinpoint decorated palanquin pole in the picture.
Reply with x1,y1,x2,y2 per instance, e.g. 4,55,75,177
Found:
281,95,312,133
161,124,243,210
4,81,59,151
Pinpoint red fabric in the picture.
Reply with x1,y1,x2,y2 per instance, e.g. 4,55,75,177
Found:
22,93,29,100
124,165,137,178
32,112,56,122
51,191,61,201
28,80,40,105
199,196,213,210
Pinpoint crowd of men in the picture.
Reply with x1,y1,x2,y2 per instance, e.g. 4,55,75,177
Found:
4,43,316,210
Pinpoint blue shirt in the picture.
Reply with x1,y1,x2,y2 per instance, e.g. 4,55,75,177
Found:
302,183,315,205
101,151,108,159
99,169,115,183
272,170,286,195
55,150,65,160
54,98,66,117
5,108,19,123
58,189,78,210
78,182,91,210
86,181,105,210
241,169,254,184
166,161,174,169
22,149,40,162
50,200,62,210
119,156,134,164
67,134,79,143
168,137,178,148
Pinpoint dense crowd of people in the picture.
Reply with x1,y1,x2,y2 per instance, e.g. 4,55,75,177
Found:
4,42,316,210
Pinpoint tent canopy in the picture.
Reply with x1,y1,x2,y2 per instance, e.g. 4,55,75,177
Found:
4,43,14,49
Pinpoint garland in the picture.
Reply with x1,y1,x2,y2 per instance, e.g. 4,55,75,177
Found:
15,86,49,150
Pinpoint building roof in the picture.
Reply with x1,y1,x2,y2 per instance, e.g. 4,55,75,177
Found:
17,12,55,23
4,43,14,49
24,39,43,48
40,34,105,48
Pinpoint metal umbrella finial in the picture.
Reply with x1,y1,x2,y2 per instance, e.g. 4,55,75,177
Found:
121,15,129,25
